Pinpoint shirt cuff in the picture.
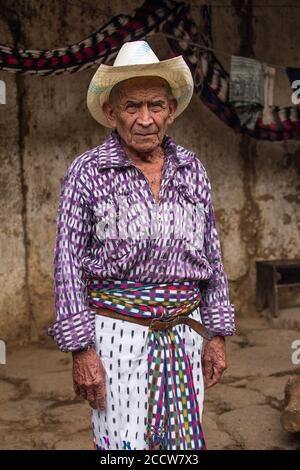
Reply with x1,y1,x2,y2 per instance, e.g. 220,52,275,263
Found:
47,308,96,353
200,304,236,336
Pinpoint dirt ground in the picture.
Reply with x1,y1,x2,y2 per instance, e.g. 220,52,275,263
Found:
0,313,300,450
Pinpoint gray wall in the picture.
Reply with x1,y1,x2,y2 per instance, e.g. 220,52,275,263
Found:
0,0,299,346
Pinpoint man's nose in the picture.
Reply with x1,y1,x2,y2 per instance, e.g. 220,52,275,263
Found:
136,105,154,126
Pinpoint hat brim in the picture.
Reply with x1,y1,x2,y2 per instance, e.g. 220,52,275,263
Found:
86,56,194,128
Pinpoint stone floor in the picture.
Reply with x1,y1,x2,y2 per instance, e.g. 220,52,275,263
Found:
0,312,300,450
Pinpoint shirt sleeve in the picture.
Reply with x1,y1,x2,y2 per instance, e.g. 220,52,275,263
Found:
47,169,96,353
199,170,236,336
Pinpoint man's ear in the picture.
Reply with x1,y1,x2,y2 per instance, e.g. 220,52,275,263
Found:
102,102,117,128
167,98,178,125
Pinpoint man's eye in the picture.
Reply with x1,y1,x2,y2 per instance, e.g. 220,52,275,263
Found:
151,104,163,110
126,105,138,111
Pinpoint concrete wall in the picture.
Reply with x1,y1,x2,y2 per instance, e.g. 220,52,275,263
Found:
0,0,299,347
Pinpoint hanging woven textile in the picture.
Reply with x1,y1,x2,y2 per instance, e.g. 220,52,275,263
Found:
1,0,300,139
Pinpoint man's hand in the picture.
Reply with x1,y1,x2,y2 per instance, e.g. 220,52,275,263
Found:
202,335,227,388
72,347,106,411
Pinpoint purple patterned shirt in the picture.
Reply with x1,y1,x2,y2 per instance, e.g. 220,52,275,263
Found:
47,129,236,352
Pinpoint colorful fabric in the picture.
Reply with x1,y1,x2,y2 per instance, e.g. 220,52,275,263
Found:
164,5,300,141
47,128,236,353
0,0,185,76
229,56,265,130
91,307,205,450
1,0,300,139
86,279,206,450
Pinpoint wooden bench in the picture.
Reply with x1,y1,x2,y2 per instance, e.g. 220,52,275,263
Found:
256,259,300,317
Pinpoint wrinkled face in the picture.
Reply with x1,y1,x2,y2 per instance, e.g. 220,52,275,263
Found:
102,76,178,153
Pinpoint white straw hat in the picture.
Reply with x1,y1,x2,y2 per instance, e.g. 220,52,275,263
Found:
86,40,194,128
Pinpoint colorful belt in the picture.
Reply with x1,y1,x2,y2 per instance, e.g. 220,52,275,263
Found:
87,279,208,450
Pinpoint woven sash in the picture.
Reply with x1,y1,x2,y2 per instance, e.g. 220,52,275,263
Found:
87,279,206,451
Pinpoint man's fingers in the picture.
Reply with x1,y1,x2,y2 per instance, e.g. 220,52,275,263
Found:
73,382,90,400
94,383,106,411
88,383,106,411
72,352,106,408
86,385,97,405
73,377,106,408
86,382,105,410
206,366,224,388
79,386,88,399
86,383,106,410
72,349,107,407
202,337,228,388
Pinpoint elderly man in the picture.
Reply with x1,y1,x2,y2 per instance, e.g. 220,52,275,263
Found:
47,40,235,451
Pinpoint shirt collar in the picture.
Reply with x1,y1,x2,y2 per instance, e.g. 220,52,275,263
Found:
96,129,194,170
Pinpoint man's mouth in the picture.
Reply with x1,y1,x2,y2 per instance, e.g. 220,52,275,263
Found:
135,133,156,137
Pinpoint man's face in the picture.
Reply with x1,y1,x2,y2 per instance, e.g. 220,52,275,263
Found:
102,76,177,154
